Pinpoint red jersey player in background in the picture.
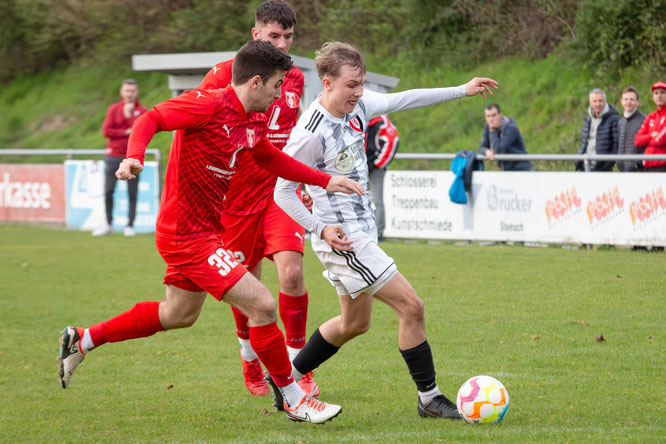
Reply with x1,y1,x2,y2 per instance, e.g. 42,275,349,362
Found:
199,1,317,398
57,40,363,424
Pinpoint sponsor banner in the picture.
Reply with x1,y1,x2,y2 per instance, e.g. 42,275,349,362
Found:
384,171,666,246
0,164,65,223
65,160,159,233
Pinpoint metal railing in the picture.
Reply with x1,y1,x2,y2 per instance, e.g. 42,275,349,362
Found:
1,149,664,173
0,148,162,164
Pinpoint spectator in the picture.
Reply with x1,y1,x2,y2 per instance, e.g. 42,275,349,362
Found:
366,115,399,241
617,86,647,172
635,81,666,172
95,79,148,236
576,88,618,172
478,104,531,171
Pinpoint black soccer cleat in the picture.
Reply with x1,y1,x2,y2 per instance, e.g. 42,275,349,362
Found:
265,371,285,411
417,394,462,419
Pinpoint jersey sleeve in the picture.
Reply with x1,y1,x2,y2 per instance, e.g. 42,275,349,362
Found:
198,61,233,90
274,128,328,237
126,90,216,164
153,89,216,131
362,86,467,120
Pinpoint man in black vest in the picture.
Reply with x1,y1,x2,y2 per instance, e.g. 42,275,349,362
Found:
576,88,619,171
617,86,647,172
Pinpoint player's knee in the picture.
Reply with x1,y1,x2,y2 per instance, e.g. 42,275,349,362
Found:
278,263,304,290
166,307,200,329
345,319,371,338
403,294,425,323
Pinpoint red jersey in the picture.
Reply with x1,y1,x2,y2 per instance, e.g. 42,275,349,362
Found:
635,106,666,167
102,99,148,157
126,86,329,241
199,59,304,215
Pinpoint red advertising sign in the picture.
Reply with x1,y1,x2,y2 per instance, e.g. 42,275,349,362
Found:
0,164,65,222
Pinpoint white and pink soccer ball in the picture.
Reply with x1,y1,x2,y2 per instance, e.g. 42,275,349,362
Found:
456,375,510,424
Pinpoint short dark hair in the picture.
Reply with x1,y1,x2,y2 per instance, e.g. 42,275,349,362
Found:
121,78,138,87
255,0,296,30
622,86,639,100
232,40,293,85
485,103,501,113
315,42,366,80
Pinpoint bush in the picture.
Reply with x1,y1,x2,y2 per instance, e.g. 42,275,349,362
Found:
572,0,666,75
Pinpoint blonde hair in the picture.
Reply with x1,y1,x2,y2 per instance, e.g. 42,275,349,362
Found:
315,42,366,80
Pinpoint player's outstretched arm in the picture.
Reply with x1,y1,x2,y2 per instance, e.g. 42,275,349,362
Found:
363,78,499,118
465,77,499,99
321,225,353,251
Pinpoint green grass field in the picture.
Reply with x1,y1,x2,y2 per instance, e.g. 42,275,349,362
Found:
1,224,664,442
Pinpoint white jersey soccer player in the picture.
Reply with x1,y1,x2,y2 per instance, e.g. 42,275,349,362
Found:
275,86,470,296
274,41,497,419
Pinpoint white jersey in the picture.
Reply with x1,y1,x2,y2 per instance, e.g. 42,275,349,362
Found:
274,85,466,238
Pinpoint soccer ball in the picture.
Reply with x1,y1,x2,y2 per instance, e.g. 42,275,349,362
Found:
456,375,510,424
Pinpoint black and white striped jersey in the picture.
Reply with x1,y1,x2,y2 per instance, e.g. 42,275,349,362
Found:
275,85,466,238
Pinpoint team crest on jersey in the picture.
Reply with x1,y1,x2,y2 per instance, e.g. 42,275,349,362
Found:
285,91,297,109
349,116,363,133
246,128,256,148
334,148,355,173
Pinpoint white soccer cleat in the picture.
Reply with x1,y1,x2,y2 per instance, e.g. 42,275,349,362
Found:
123,226,136,237
92,224,112,236
284,393,342,424
58,326,86,388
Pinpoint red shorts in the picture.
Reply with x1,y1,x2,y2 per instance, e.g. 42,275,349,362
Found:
221,199,305,271
156,233,247,301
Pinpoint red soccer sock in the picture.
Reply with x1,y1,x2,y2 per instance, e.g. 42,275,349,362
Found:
231,306,250,340
88,301,164,347
279,291,308,349
249,322,293,388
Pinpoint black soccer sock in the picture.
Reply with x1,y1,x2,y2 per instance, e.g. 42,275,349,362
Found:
292,328,339,375
399,340,437,392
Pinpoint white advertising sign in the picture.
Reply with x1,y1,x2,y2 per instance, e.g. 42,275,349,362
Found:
384,171,666,246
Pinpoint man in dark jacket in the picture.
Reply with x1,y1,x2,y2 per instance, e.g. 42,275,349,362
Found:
617,86,647,172
478,104,531,171
576,88,619,171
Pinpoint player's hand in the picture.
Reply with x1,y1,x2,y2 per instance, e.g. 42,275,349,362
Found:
465,77,498,98
302,191,313,211
326,176,365,196
484,148,495,161
322,225,353,251
116,158,143,180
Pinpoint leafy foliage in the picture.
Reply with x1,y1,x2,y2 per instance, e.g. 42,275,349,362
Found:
571,0,666,74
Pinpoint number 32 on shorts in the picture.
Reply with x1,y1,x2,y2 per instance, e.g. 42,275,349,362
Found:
208,248,240,276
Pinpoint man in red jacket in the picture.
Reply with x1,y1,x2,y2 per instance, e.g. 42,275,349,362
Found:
635,81,666,172
96,79,148,237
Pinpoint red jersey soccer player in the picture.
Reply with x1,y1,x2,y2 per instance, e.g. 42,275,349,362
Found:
57,41,362,424
199,1,317,398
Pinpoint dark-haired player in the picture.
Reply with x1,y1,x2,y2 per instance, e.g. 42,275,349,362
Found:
58,40,363,424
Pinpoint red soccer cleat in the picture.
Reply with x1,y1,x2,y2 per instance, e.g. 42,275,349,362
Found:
241,354,270,396
297,371,319,397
